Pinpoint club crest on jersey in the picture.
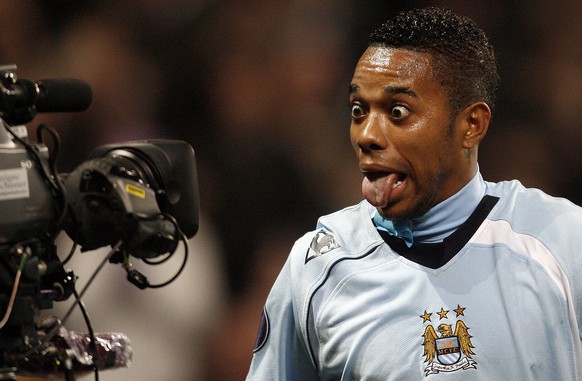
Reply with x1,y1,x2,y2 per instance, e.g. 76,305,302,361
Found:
420,306,477,376
305,229,340,263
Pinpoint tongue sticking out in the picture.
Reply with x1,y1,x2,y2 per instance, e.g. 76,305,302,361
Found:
362,172,400,208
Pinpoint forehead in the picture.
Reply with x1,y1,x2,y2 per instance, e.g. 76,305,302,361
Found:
351,46,441,97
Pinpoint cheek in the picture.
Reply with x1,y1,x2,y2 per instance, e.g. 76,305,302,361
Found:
402,136,448,175
349,125,360,150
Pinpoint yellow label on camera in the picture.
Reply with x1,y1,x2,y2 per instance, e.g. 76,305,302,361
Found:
125,183,146,199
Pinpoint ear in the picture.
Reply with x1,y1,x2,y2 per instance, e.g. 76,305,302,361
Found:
459,102,491,149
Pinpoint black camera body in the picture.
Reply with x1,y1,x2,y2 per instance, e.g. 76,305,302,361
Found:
0,131,55,245
0,65,200,378
64,139,199,257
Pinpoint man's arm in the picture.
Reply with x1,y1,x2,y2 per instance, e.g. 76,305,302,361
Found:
246,258,318,380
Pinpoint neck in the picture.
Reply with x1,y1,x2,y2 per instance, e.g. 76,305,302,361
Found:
411,171,486,243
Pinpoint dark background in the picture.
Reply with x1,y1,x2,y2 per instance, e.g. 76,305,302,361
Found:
2,1,581,379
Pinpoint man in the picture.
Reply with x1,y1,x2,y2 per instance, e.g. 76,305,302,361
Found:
246,7,582,380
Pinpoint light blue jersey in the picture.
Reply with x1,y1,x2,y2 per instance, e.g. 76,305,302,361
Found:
247,179,582,380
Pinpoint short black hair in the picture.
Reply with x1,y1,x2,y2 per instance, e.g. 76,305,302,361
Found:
369,7,499,114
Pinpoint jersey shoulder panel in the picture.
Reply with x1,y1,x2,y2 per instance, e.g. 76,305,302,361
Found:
290,200,382,268
485,179,582,246
286,201,384,335
480,179,582,375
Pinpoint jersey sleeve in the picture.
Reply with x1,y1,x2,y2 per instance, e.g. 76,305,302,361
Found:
246,247,319,380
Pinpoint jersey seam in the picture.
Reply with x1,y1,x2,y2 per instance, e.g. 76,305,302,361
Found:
304,246,379,373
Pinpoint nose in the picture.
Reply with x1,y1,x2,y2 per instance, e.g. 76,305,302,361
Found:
353,113,388,152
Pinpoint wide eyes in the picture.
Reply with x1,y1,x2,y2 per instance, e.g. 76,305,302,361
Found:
351,104,365,119
390,105,410,119
350,103,410,120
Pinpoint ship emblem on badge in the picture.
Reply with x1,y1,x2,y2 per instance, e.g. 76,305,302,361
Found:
421,306,477,376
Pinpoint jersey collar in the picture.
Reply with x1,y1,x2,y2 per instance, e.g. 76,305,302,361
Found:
373,171,486,246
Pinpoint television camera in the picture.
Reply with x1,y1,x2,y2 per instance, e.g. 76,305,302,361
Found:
0,65,200,380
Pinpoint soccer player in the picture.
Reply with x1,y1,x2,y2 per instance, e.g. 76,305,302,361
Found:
246,7,582,380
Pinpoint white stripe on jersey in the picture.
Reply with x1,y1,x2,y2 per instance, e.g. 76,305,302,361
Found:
471,218,582,378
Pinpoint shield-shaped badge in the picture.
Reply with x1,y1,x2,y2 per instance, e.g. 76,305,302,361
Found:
436,337,461,365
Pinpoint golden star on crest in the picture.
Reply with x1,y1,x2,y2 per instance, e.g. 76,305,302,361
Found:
420,310,432,322
454,305,466,317
437,307,449,320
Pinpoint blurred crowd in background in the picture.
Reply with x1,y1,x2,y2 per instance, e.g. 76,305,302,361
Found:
1,0,581,380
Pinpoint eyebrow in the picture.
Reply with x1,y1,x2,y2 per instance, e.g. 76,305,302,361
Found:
385,85,418,98
349,84,418,98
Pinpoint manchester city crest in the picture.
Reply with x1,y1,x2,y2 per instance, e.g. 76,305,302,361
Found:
420,306,477,376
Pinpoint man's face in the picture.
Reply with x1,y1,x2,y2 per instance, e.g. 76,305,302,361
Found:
350,46,473,220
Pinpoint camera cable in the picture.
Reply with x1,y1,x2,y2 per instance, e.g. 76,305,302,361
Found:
0,246,32,330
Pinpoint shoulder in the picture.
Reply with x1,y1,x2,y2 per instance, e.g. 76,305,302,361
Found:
485,179,582,224
481,180,582,318
284,201,384,310
290,201,382,267
484,179,582,256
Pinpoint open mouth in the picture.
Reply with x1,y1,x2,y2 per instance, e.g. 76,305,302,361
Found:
391,172,406,188
364,171,406,187
361,170,407,208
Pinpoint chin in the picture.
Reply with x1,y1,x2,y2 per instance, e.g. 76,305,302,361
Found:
380,200,428,220
378,205,408,220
